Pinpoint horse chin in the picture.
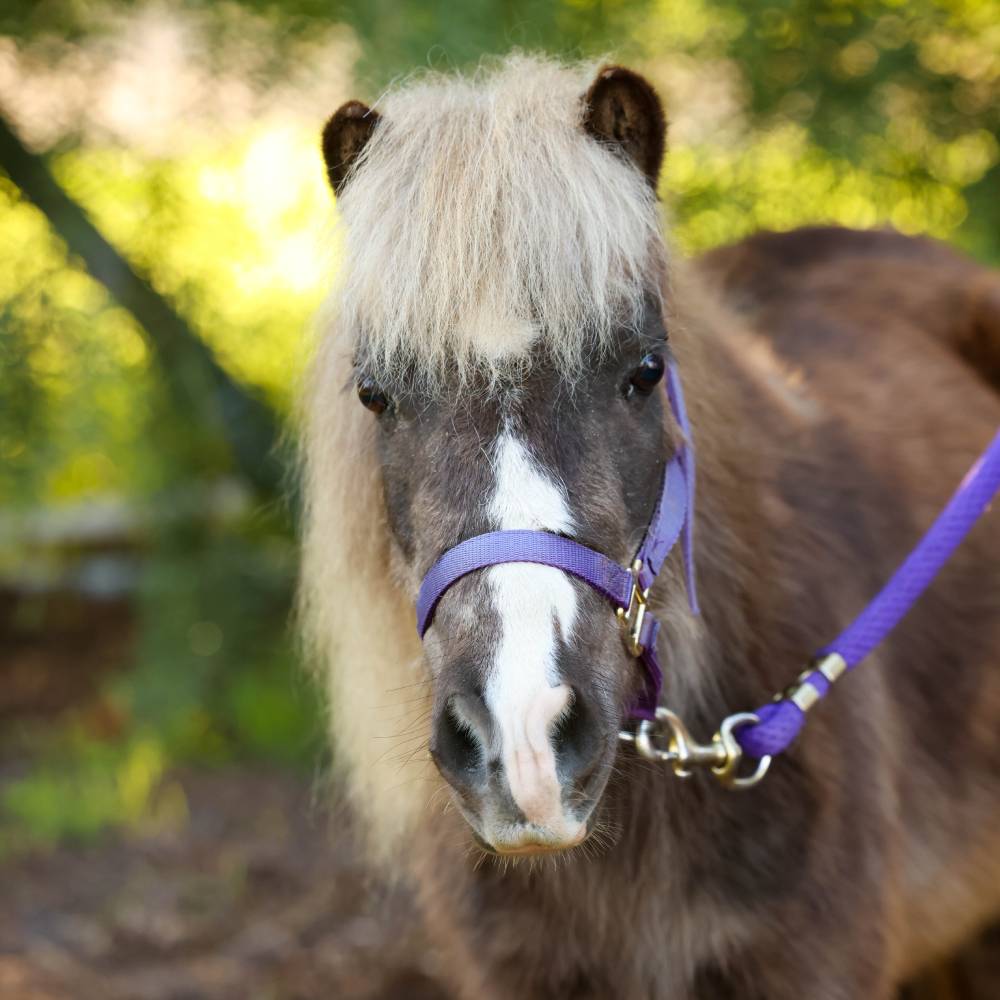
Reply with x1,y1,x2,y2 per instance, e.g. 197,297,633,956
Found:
471,820,590,858
459,775,614,858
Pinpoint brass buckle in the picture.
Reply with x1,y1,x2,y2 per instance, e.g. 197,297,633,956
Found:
616,559,649,657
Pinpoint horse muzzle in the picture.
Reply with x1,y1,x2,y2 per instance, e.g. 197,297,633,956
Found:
429,683,615,854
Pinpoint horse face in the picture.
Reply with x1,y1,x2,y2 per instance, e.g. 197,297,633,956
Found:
324,62,672,854
358,304,673,853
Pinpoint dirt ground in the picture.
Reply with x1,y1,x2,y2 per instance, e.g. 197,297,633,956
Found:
0,768,448,1000
2,765,1000,1000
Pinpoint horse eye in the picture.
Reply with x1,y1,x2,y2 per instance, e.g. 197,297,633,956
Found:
357,377,390,414
625,353,666,397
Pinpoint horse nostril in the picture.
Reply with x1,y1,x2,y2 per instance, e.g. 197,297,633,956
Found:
551,689,604,787
430,693,489,787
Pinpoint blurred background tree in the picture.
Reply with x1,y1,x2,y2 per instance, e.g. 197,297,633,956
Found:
0,0,997,848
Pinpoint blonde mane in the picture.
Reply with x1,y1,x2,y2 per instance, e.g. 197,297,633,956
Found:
335,53,664,385
300,55,670,860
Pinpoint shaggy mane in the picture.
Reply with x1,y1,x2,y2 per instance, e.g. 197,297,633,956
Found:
334,54,664,385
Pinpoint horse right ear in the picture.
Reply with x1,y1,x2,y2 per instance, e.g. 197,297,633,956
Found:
321,100,381,197
582,66,666,188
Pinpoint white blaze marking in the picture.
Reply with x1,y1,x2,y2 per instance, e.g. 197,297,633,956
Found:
485,432,580,832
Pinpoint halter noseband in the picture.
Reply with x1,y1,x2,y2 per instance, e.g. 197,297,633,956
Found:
415,360,697,721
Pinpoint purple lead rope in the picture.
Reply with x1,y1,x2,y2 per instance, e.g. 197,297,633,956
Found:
737,427,1000,760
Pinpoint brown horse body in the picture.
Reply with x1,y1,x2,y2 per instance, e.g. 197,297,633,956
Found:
302,59,1000,998
412,228,1000,998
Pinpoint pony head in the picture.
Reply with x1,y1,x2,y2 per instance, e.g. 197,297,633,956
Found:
304,56,690,858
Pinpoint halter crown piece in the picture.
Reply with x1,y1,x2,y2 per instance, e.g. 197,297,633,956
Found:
415,359,1000,790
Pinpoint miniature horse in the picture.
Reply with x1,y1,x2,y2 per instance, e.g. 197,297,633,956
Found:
300,56,1000,998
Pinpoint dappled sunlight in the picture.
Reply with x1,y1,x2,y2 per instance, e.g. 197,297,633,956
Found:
0,118,332,509
632,1,1000,259
0,3,356,153
0,178,153,504
664,121,973,253
52,126,332,409
2,0,998,509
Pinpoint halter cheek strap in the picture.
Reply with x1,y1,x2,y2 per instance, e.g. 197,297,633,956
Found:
415,360,697,720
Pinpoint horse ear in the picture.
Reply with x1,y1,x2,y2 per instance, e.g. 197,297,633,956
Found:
582,66,666,187
321,100,382,196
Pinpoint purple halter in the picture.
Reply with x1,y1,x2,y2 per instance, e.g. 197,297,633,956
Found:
416,360,698,721
415,353,1000,779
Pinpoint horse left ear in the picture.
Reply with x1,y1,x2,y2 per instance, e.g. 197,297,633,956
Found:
321,100,382,197
582,65,666,187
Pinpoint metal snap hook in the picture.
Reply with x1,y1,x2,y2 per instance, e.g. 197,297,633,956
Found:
631,714,676,764
620,708,772,790
655,707,725,778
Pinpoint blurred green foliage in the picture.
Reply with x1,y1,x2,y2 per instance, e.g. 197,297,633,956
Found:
0,0,998,847
128,510,312,764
